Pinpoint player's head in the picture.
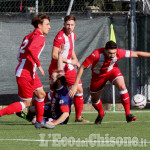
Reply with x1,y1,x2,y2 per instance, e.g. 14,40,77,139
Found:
64,15,76,35
104,41,117,60
31,14,51,35
50,70,67,90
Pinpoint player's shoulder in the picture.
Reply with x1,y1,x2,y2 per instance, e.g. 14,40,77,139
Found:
61,86,69,96
92,47,104,55
55,29,64,38
116,48,127,54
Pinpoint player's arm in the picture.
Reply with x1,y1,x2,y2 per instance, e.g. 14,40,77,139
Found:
131,51,150,58
53,112,69,125
69,64,86,97
71,50,80,68
52,46,79,66
28,37,45,76
57,44,65,71
52,46,68,63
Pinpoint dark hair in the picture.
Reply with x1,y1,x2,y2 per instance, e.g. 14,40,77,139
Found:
53,70,67,87
105,41,117,50
31,14,50,28
57,76,67,87
64,15,76,22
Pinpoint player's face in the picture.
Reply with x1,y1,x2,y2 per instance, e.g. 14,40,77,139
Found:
38,19,51,35
104,49,117,60
64,20,75,35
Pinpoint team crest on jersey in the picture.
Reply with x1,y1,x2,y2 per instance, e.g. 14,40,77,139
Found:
59,99,64,104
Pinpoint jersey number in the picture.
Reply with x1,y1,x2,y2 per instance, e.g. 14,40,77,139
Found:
17,39,29,61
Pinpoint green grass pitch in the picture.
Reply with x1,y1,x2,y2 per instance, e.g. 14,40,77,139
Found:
0,110,150,150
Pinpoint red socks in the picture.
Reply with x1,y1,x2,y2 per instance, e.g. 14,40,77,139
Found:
0,102,25,116
74,94,84,119
92,100,104,117
34,97,44,122
120,90,130,116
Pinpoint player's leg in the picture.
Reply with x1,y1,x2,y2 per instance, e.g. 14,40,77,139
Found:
65,69,89,122
74,84,89,122
34,87,45,122
90,75,107,124
0,77,33,118
111,69,136,122
33,73,54,129
91,91,105,124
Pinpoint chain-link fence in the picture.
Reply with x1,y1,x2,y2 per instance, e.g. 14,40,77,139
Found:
0,0,150,105
0,0,143,20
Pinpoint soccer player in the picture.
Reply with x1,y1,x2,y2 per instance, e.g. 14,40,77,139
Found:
69,40,150,124
0,14,54,129
48,15,89,122
18,45,73,126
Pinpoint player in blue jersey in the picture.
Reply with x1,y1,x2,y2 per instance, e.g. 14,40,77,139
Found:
17,44,73,126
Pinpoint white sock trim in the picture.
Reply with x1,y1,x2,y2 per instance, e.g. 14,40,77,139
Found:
75,93,83,97
19,101,26,110
120,89,128,95
35,97,44,102
92,99,100,105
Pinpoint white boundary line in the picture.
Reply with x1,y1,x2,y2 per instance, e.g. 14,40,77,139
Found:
67,120,150,125
0,138,149,144
72,110,150,114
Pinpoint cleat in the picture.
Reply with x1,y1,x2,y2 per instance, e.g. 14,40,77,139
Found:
16,111,35,122
34,120,55,129
75,116,90,123
16,111,27,120
95,112,106,124
126,114,137,123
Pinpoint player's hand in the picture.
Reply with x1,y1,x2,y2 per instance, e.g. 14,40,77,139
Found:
38,66,45,76
71,59,79,66
58,44,65,54
69,85,78,98
47,121,55,126
76,61,80,69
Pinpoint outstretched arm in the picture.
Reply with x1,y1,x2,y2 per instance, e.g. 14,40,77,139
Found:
69,64,86,97
54,112,69,125
57,44,65,71
131,51,150,58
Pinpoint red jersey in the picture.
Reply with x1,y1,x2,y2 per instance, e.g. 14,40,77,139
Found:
16,29,46,79
49,28,76,74
82,48,131,77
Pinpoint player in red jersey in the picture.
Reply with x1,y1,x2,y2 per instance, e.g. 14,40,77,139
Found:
69,40,150,124
17,45,73,126
0,14,54,129
48,15,89,122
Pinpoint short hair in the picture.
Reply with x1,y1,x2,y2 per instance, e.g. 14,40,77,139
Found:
31,14,50,28
64,15,76,22
105,41,117,50
53,70,67,87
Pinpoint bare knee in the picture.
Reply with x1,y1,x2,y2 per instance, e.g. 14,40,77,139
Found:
118,85,127,91
22,100,32,108
91,91,102,104
34,89,46,99
76,85,83,94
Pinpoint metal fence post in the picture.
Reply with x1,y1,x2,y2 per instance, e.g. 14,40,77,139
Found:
66,0,74,16
130,0,137,97
35,0,38,14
